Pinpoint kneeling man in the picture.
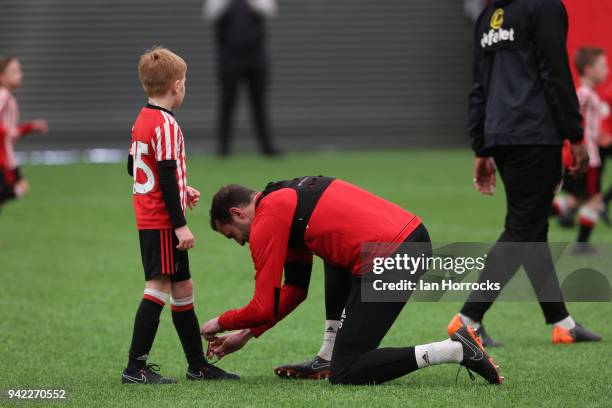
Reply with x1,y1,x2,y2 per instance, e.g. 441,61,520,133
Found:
202,176,502,385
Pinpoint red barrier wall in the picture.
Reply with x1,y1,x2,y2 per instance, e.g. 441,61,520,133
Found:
565,0,612,86
564,0,612,131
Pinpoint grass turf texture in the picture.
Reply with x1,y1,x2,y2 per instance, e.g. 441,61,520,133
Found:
1,149,611,407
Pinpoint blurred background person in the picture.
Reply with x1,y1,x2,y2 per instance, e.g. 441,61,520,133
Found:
203,0,280,157
0,56,47,211
599,83,612,225
553,47,609,252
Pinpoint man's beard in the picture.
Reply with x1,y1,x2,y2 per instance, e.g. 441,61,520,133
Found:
243,224,251,243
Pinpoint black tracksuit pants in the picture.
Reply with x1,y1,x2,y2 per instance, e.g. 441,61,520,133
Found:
460,145,569,324
217,57,273,155
326,224,432,385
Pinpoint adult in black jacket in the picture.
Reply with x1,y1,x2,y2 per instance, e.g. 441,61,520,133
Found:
204,0,280,156
447,0,601,345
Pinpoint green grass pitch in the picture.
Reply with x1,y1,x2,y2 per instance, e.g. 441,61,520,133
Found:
1,149,611,407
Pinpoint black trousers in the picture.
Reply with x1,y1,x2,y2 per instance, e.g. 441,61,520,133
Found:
217,58,273,155
460,145,569,324
329,224,432,385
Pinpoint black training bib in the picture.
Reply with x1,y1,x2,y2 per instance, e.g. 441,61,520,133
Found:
256,176,335,249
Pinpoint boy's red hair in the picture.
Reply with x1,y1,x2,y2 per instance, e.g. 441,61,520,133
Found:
138,47,187,97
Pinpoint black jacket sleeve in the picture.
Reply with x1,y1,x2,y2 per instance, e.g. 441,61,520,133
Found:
468,11,490,157
532,0,583,143
157,160,187,228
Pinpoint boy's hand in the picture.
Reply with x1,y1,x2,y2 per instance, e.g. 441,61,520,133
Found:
473,156,496,196
32,119,48,134
569,143,589,177
13,179,29,198
175,225,195,251
186,186,201,210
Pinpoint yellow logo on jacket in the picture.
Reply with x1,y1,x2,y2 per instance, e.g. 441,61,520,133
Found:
490,8,504,30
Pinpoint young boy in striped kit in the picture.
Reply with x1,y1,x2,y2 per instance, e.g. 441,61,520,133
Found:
554,47,609,252
0,56,48,209
122,46,238,384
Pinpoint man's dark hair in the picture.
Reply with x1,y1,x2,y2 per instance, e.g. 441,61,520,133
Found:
574,47,605,76
210,184,256,231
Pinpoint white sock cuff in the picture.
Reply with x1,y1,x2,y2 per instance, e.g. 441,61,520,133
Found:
459,313,480,329
325,320,341,333
415,339,463,368
144,288,169,304
317,320,340,361
578,206,599,223
171,295,194,306
554,315,576,330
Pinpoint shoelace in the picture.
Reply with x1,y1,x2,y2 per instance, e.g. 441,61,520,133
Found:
455,366,476,384
206,342,220,365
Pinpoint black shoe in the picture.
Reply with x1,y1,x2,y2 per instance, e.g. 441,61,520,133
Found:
121,364,176,384
552,322,602,343
274,356,331,380
572,242,598,255
476,325,504,348
451,326,503,385
571,323,603,342
187,363,240,381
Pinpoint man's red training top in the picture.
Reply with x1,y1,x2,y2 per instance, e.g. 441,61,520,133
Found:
218,179,422,336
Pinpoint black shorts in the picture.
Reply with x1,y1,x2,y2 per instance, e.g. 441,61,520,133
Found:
138,229,190,282
562,166,601,199
0,167,22,201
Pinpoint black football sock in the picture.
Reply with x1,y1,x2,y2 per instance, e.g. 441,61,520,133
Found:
577,224,593,242
127,291,166,372
577,207,598,242
171,298,206,371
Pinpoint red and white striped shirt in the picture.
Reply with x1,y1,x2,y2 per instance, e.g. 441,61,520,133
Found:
576,84,607,167
0,87,35,170
130,105,188,230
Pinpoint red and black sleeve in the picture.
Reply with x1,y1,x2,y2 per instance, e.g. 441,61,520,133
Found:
127,154,133,177
157,160,186,228
16,123,35,137
249,250,313,337
218,212,311,331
